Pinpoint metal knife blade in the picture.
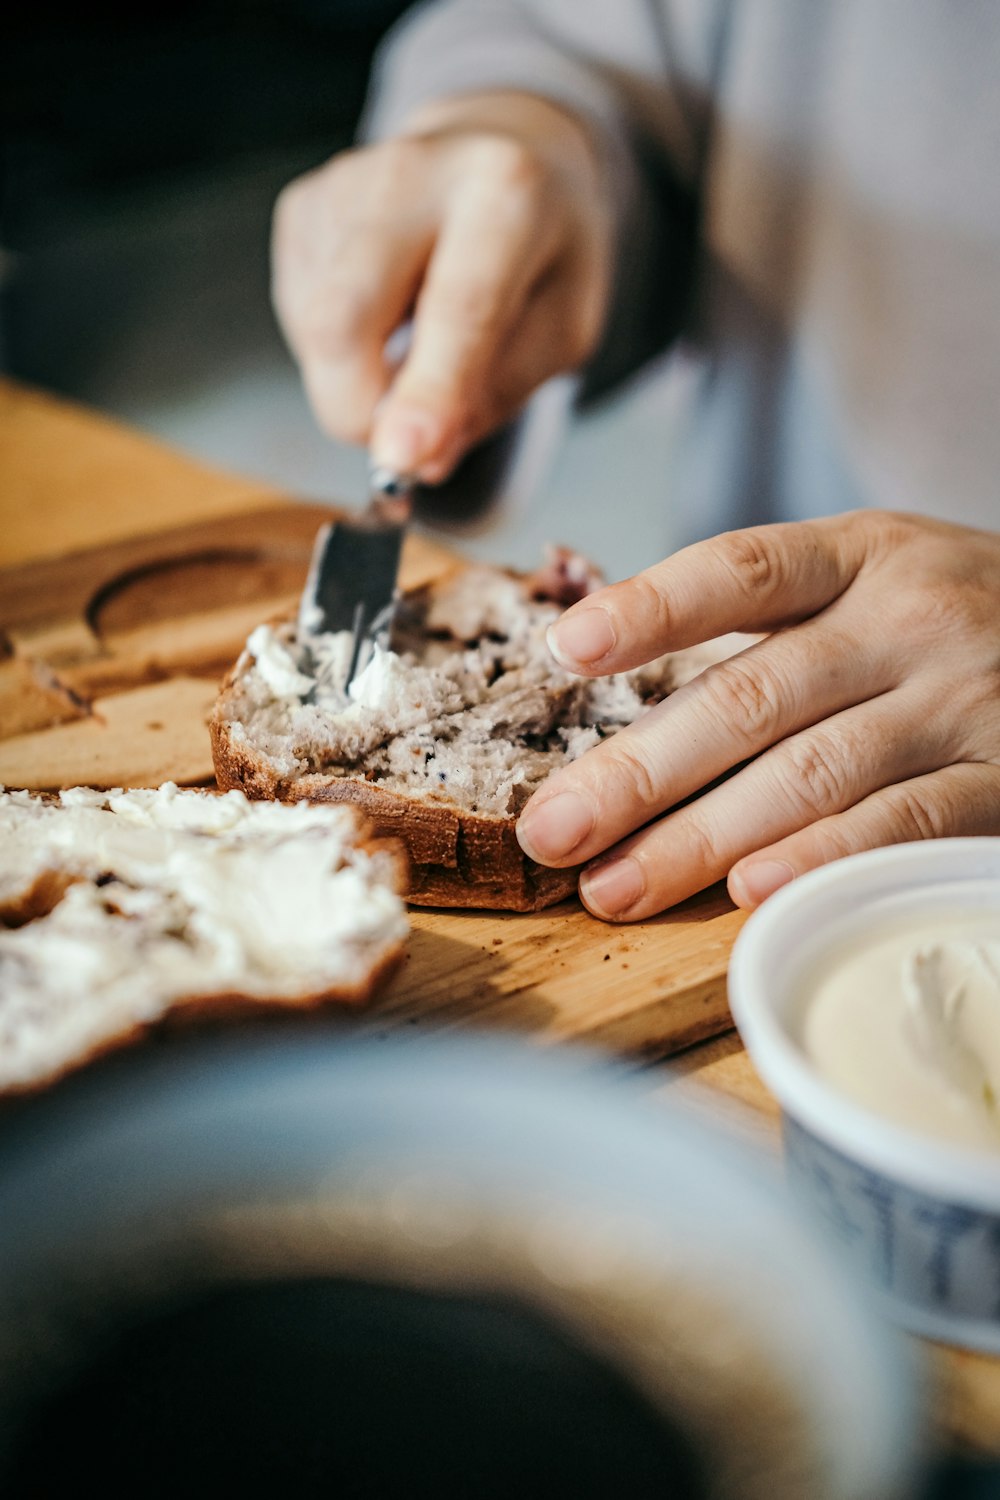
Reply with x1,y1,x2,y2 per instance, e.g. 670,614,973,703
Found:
299,465,415,690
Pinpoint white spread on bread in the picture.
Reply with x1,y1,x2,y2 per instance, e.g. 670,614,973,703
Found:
246,624,317,700
800,911,1000,1152
0,785,407,1092
229,566,720,817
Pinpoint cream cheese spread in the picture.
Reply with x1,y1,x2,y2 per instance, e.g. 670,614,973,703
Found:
229,568,761,819
0,785,408,1091
800,911,1000,1152
246,624,317,700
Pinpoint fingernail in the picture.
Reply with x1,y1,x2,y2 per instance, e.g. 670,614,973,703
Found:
547,608,616,669
516,791,593,863
729,859,795,909
548,609,617,669
579,857,644,918
372,409,441,473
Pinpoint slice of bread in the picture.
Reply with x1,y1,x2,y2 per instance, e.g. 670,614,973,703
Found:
211,557,751,912
0,784,408,1094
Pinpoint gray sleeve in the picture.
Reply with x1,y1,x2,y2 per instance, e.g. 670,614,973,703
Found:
361,0,706,397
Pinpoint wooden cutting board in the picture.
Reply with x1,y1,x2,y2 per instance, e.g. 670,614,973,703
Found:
0,382,743,1059
8,387,1000,1453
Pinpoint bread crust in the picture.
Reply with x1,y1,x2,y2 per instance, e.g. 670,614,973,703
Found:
210,711,579,912
0,942,408,1101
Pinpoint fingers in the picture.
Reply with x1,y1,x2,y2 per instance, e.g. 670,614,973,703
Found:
273,150,435,444
566,684,952,920
372,143,562,478
389,267,604,479
517,606,896,869
273,110,609,476
728,762,1000,910
296,233,432,446
546,517,865,675
516,510,1000,922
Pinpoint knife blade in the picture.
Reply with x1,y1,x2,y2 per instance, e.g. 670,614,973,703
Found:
299,465,415,691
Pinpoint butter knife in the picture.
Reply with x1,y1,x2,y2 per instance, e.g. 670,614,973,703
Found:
299,465,415,690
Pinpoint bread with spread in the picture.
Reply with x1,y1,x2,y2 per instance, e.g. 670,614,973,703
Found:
211,554,747,911
0,784,408,1093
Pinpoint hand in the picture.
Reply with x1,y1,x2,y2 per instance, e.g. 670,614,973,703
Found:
272,92,612,481
515,511,1000,920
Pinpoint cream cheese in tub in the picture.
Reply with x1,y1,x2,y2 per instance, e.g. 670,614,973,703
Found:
798,907,1000,1153
728,841,1000,1350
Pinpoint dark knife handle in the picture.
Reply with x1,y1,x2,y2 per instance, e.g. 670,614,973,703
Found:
369,465,416,528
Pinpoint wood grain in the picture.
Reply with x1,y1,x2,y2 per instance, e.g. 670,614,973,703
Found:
369,889,745,1056
0,677,220,789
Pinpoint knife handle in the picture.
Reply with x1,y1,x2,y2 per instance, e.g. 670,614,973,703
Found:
368,464,416,528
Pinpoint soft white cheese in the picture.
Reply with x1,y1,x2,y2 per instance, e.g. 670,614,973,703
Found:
800,912,1000,1152
0,785,408,1090
247,624,316,700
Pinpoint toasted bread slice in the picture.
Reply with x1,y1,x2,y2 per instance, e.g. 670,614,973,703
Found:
212,556,754,911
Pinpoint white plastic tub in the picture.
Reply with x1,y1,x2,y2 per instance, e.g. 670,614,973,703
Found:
729,839,1000,1352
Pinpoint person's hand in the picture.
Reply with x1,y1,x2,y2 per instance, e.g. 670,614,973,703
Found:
515,511,1000,920
272,92,612,481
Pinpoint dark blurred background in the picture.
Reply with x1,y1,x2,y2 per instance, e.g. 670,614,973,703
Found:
1,0,679,576
2,1,411,434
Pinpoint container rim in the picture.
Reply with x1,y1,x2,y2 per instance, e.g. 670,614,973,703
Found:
728,838,1000,1211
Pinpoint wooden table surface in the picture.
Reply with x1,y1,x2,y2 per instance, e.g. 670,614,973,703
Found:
3,378,998,1462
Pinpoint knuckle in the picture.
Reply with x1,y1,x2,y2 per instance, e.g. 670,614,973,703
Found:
559,288,606,368
677,811,726,875
627,572,674,639
866,509,921,550
701,659,781,737
885,782,948,842
894,579,979,645
804,821,853,866
575,294,607,359
302,141,432,232
846,509,925,573
275,154,355,233
717,528,786,598
884,586,930,640
271,181,299,241
606,741,662,816
563,323,594,369
473,134,546,197
367,136,427,198
784,735,852,813
394,356,473,423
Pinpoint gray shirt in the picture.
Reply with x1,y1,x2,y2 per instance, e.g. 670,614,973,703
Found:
366,0,1000,545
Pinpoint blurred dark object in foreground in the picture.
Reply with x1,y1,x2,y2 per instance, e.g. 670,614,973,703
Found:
7,1277,704,1498
0,1030,924,1500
